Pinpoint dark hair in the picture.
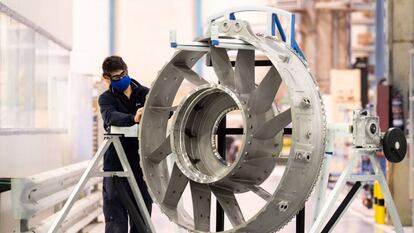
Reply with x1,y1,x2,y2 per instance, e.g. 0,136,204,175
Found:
102,56,128,76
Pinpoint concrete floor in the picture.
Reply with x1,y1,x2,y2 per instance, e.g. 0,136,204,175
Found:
87,195,412,233
86,165,413,233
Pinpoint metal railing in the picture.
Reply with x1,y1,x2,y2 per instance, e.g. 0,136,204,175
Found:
12,161,102,232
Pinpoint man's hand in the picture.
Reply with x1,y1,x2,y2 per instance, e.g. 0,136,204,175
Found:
134,109,143,123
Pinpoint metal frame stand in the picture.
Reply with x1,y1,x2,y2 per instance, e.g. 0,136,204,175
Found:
310,149,404,233
296,208,305,233
48,134,156,233
215,116,227,232
312,152,333,224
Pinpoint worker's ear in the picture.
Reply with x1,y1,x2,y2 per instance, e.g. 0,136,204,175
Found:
101,75,111,86
102,74,110,80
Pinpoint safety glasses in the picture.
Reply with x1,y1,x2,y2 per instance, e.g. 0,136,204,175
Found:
105,70,128,81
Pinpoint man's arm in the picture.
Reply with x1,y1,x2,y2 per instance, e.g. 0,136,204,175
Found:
98,94,136,127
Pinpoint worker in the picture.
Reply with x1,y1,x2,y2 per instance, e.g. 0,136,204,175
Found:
98,55,152,233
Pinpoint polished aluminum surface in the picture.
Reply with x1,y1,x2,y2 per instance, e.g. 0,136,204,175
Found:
139,18,326,232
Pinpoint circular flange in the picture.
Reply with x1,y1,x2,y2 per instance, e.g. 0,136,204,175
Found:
171,84,249,184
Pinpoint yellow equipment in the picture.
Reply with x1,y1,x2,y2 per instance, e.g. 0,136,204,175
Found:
374,181,385,224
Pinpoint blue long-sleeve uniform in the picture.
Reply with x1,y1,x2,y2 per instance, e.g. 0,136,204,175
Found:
98,79,152,233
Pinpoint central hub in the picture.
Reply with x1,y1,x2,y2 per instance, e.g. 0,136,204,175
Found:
171,85,247,184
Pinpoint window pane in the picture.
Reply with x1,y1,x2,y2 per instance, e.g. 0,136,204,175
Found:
48,41,69,128
34,33,49,128
0,14,7,127
0,12,69,129
3,16,19,128
17,23,35,128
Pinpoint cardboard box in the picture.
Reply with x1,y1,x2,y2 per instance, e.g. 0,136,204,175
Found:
358,32,374,46
330,69,362,123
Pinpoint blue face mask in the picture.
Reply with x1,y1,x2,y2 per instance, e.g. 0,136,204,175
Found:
111,75,131,92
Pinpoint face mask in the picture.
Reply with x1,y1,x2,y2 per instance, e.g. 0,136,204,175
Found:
111,75,131,92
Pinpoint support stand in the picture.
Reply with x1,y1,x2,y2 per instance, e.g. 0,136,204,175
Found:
313,152,333,223
48,134,156,233
215,117,226,232
296,208,305,233
321,181,362,232
310,149,404,233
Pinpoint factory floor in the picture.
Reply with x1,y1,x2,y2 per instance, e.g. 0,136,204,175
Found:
85,166,412,233
86,194,412,233
86,188,412,233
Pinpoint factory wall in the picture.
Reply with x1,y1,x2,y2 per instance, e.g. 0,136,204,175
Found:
70,0,110,162
0,132,69,177
0,0,73,177
0,0,72,48
114,1,194,87
0,0,110,175
0,0,109,231
0,0,72,230
387,0,414,225
71,0,110,75
114,0,269,86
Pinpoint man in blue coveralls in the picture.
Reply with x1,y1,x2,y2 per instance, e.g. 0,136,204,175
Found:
98,56,152,233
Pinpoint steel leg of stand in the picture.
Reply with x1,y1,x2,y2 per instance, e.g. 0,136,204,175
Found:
20,219,29,232
296,208,305,233
321,182,362,233
309,152,359,233
216,117,226,232
48,138,111,233
313,153,332,223
369,154,404,233
113,137,156,233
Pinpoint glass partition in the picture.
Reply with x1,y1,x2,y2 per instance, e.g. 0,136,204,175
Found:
0,12,70,129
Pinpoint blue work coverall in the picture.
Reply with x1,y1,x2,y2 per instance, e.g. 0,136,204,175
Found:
98,79,152,233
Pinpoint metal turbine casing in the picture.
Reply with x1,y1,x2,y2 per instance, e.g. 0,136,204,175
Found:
171,83,282,190
139,19,326,232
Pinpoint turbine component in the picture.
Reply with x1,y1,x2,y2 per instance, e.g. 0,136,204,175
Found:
139,17,326,232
